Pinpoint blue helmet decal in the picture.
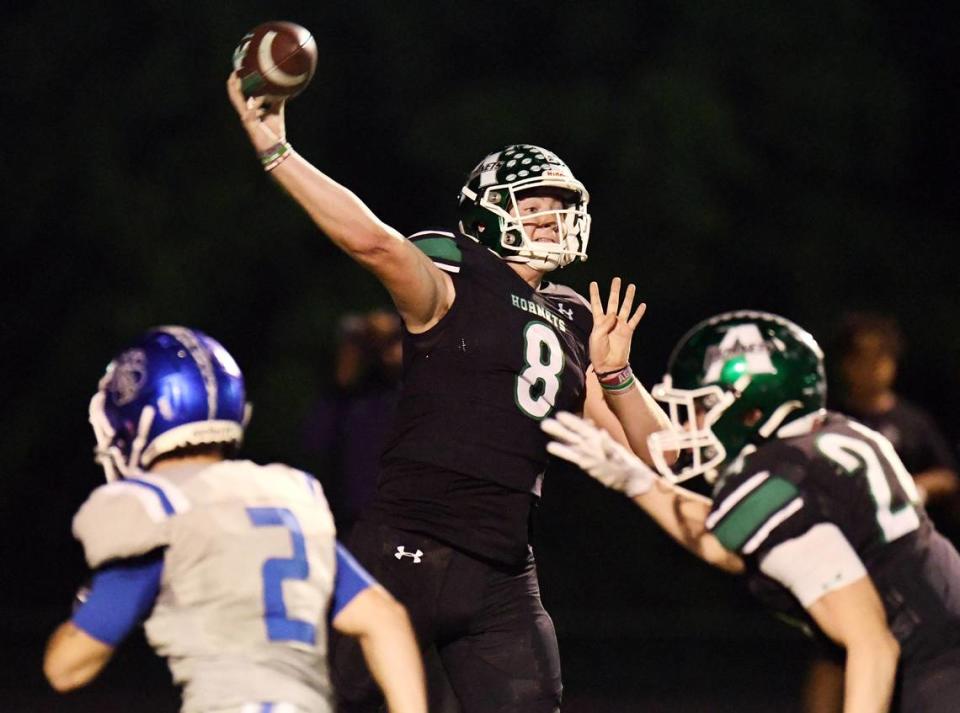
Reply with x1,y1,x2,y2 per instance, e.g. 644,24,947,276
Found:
90,327,250,480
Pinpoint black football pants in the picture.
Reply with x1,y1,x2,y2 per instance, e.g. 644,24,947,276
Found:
331,522,562,713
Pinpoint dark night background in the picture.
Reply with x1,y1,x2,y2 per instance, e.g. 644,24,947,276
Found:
3,1,960,710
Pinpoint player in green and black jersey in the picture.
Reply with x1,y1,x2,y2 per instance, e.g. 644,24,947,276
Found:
544,312,960,713
229,76,672,713
370,227,595,566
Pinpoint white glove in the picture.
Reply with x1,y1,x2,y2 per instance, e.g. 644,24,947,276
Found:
542,411,656,497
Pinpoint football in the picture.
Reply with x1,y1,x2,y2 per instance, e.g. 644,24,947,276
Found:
233,21,317,100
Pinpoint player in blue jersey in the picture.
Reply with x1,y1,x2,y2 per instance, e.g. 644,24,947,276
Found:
227,74,671,713
543,312,960,713
43,326,426,713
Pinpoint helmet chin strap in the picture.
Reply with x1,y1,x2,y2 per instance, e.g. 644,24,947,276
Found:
522,254,563,272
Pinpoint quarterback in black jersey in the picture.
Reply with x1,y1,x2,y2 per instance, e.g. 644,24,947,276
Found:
544,312,960,713
228,76,671,713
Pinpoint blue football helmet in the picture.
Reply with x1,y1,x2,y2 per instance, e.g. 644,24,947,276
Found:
89,326,250,481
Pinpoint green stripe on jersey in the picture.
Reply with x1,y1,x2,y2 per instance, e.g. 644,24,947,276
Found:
412,237,462,264
712,477,799,552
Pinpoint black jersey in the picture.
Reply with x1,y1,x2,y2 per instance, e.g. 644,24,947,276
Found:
708,412,960,667
381,230,592,491
369,230,592,565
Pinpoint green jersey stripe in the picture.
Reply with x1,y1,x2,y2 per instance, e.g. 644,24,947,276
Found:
411,237,463,264
712,477,799,552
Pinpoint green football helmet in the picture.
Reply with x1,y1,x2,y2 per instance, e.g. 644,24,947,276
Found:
648,311,827,483
457,144,591,272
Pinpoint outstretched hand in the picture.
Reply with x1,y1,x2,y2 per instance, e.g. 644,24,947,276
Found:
542,412,656,497
226,72,287,151
589,277,646,374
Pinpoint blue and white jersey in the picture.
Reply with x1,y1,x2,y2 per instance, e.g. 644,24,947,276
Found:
73,460,341,713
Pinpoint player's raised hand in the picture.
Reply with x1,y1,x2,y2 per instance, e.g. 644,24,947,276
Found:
542,412,656,497
589,277,647,374
226,72,287,150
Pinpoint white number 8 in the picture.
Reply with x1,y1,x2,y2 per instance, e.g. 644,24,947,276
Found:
515,323,564,419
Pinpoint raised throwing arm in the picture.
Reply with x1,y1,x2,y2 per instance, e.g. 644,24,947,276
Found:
226,74,453,333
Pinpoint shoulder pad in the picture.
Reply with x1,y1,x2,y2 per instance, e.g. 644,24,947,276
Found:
760,523,866,607
707,470,804,556
263,462,331,506
72,476,187,568
297,469,328,505
407,230,462,273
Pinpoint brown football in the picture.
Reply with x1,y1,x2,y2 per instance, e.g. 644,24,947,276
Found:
233,21,317,99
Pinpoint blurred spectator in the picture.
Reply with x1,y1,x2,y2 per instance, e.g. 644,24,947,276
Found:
303,308,403,534
833,311,960,514
802,310,960,713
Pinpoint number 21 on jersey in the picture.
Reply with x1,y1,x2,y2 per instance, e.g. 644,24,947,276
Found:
816,422,921,543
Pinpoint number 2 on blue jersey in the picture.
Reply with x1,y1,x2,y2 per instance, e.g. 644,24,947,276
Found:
246,506,316,645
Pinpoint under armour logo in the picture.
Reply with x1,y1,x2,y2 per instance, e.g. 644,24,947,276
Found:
556,303,574,319
394,546,423,563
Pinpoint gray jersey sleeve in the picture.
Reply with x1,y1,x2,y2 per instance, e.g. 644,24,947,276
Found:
73,476,187,568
